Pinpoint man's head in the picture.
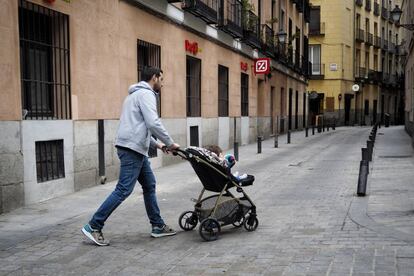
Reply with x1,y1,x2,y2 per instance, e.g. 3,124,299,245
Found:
142,66,163,92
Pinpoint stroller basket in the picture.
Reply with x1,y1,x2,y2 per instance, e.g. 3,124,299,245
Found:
196,195,252,224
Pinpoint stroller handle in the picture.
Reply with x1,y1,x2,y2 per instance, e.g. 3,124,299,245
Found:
162,146,188,159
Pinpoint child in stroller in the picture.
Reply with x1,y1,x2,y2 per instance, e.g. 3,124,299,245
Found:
173,146,258,241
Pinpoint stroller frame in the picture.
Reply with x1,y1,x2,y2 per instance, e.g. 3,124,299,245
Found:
175,148,258,241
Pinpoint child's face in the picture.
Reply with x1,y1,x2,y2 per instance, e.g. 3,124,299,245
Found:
218,153,224,158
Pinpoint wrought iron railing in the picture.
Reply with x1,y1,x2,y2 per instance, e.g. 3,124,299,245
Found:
182,0,219,24
374,35,381,48
356,0,363,6
242,10,261,49
365,0,371,11
366,33,373,45
382,39,388,50
356,29,365,42
381,7,388,19
309,22,325,36
356,67,367,79
374,1,380,15
261,24,275,57
310,63,325,79
218,0,243,38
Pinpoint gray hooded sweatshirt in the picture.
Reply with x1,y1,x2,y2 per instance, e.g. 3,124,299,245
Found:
115,81,174,156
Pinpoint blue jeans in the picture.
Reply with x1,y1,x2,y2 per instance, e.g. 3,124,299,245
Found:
89,147,164,230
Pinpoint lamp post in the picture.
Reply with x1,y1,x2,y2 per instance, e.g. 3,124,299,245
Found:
391,5,414,30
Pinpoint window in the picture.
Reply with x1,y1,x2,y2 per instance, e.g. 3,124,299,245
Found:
309,6,321,34
218,65,229,117
309,45,321,75
241,73,249,116
19,0,71,120
190,126,199,147
36,140,65,183
365,52,369,69
295,90,298,129
137,40,161,115
279,9,285,31
365,100,369,115
186,56,201,117
137,40,161,158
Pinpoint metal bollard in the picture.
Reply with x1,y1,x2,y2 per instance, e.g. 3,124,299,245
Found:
312,126,315,135
361,147,369,162
333,122,336,130
305,127,308,137
327,125,330,131
323,125,325,132
233,141,239,161
287,130,291,144
367,140,374,161
274,134,278,148
357,160,369,196
257,136,262,154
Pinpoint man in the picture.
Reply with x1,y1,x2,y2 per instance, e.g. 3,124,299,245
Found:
82,66,180,246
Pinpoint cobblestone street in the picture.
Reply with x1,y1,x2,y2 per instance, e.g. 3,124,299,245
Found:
0,126,413,275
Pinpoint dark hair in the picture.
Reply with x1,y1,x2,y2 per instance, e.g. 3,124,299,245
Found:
141,66,163,82
204,145,223,156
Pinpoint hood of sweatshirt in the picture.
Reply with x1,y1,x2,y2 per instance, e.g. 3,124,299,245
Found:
128,81,153,95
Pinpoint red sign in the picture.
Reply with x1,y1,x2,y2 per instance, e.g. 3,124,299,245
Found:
240,62,248,72
254,58,271,74
185,40,199,55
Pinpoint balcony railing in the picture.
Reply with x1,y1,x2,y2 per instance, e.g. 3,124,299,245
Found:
356,29,365,42
389,42,395,54
218,0,243,38
294,50,301,71
304,0,310,23
356,0,363,6
293,0,304,13
382,72,389,83
182,0,219,24
356,67,367,79
382,39,388,50
374,2,380,16
310,63,325,79
242,10,261,49
309,22,325,36
374,35,381,48
381,7,388,19
368,70,382,83
302,56,311,77
261,24,276,57
276,43,288,64
365,0,371,11
366,33,373,46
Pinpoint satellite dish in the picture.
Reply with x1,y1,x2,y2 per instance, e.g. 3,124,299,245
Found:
352,84,360,92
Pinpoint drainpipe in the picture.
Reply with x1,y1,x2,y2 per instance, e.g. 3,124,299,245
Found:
353,0,357,125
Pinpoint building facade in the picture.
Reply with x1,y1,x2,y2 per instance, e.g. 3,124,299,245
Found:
0,0,310,213
400,0,414,146
308,0,404,127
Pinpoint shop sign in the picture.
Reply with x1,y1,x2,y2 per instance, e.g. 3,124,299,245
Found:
254,58,270,74
240,62,248,72
185,40,200,55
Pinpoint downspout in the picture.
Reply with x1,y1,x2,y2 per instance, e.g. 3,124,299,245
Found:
353,0,357,124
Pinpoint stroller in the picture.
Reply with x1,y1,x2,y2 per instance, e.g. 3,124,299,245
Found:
173,147,258,241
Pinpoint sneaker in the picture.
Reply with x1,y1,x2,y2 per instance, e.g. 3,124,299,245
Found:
151,224,177,238
81,224,109,246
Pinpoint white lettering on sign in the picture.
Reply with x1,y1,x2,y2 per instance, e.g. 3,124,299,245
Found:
256,60,268,73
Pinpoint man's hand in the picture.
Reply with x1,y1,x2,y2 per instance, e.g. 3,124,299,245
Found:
168,143,180,151
158,142,180,154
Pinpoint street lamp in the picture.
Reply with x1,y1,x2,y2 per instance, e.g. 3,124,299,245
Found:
276,30,287,44
391,5,414,30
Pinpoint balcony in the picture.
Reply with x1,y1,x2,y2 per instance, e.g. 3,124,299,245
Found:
261,24,276,57
242,10,261,49
356,66,367,79
302,56,311,77
310,63,325,79
276,43,288,64
374,35,381,48
366,33,373,46
368,70,382,83
218,0,243,38
389,42,395,54
294,50,301,72
365,0,371,11
382,72,390,84
304,0,310,23
356,0,363,7
374,2,380,16
182,0,219,24
309,22,325,36
381,7,388,19
293,0,304,13
382,39,388,50
356,29,365,42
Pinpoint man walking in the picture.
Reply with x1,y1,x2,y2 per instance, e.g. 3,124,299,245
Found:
82,67,180,246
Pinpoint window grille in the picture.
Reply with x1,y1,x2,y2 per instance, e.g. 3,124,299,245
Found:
137,40,161,158
190,126,199,147
186,56,202,117
36,140,65,183
241,73,249,116
218,65,229,117
19,0,71,120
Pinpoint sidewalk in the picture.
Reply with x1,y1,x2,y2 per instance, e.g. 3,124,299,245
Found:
1,126,414,275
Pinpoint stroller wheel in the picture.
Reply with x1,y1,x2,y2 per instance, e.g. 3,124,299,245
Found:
243,214,259,232
178,211,198,231
232,215,244,228
199,218,221,241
